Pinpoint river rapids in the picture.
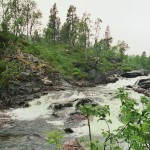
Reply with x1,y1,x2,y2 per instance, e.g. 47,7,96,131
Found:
0,75,149,150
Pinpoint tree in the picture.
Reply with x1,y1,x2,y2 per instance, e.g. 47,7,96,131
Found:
104,25,112,49
94,18,102,45
29,9,42,40
0,0,42,40
117,40,129,59
66,5,78,49
47,3,60,44
60,22,69,44
0,0,12,32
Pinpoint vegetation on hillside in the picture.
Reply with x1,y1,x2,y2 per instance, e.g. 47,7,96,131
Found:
0,0,150,90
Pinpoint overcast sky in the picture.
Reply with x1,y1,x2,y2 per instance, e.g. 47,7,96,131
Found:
36,0,150,56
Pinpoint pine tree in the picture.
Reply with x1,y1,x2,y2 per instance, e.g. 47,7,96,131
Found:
47,3,60,44
78,13,91,48
66,5,78,49
104,25,112,49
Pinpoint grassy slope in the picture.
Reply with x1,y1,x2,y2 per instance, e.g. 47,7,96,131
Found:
24,44,90,79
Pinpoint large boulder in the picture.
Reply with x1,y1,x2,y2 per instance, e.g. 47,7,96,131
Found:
105,76,119,83
121,69,148,78
136,78,150,89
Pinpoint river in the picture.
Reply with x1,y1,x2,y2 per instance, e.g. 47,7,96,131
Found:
0,75,149,150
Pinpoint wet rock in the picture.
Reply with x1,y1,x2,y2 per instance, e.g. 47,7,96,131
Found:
18,101,26,106
69,111,86,121
63,128,74,134
121,69,148,78
75,98,98,110
89,68,96,79
23,102,30,108
126,85,133,89
138,79,150,89
26,95,34,101
136,78,150,86
133,87,145,94
63,139,84,150
144,89,150,97
51,111,59,118
48,102,73,110
63,102,73,108
35,101,41,105
106,76,119,83
48,103,63,110
33,93,41,99
88,69,106,84
41,91,49,95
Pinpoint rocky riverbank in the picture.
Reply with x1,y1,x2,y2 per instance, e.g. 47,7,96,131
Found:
0,52,121,109
0,74,150,150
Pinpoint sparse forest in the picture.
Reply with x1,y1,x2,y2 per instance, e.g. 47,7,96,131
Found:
0,1,150,88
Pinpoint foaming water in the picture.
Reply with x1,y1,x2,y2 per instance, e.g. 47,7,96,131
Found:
5,75,149,137
106,75,150,89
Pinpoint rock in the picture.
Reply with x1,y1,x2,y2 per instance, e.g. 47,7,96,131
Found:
126,85,133,89
41,91,49,95
144,89,150,97
88,69,106,84
63,102,73,108
20,72,30,81
51,111,59,118
63,128,74,134
63,139,84,150
94,72,106,84
121,69,148,78
48,103,63,110
26,95,34,101
75,98,98,110
18,101,26,106
41,78,53,86
48,102,73,110
52,72,61,81
69,111,86,121
33,93,41,99
23,102,30,108
138,79,150,89
19,86,32,94
133,87,145,94
106,76,119,83
89,68,96,79
32,88,41,93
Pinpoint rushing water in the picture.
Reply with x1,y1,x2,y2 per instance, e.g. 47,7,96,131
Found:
0,75,149,149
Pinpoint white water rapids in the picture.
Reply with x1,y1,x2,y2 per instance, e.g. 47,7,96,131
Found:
4,75,150,137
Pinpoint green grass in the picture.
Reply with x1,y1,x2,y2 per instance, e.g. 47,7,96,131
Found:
24,44,89,79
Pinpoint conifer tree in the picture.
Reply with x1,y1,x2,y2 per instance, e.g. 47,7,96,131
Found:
47,3,60,44
62,5,78,49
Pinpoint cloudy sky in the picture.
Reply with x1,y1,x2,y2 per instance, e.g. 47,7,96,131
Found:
36,0,150,56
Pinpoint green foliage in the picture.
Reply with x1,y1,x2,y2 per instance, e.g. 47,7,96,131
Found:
47,129,64,150
47,88,150,150
116,88,150,150
24,43,89,79
72,67,88,79
80,104,112,150
0,60,23,90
